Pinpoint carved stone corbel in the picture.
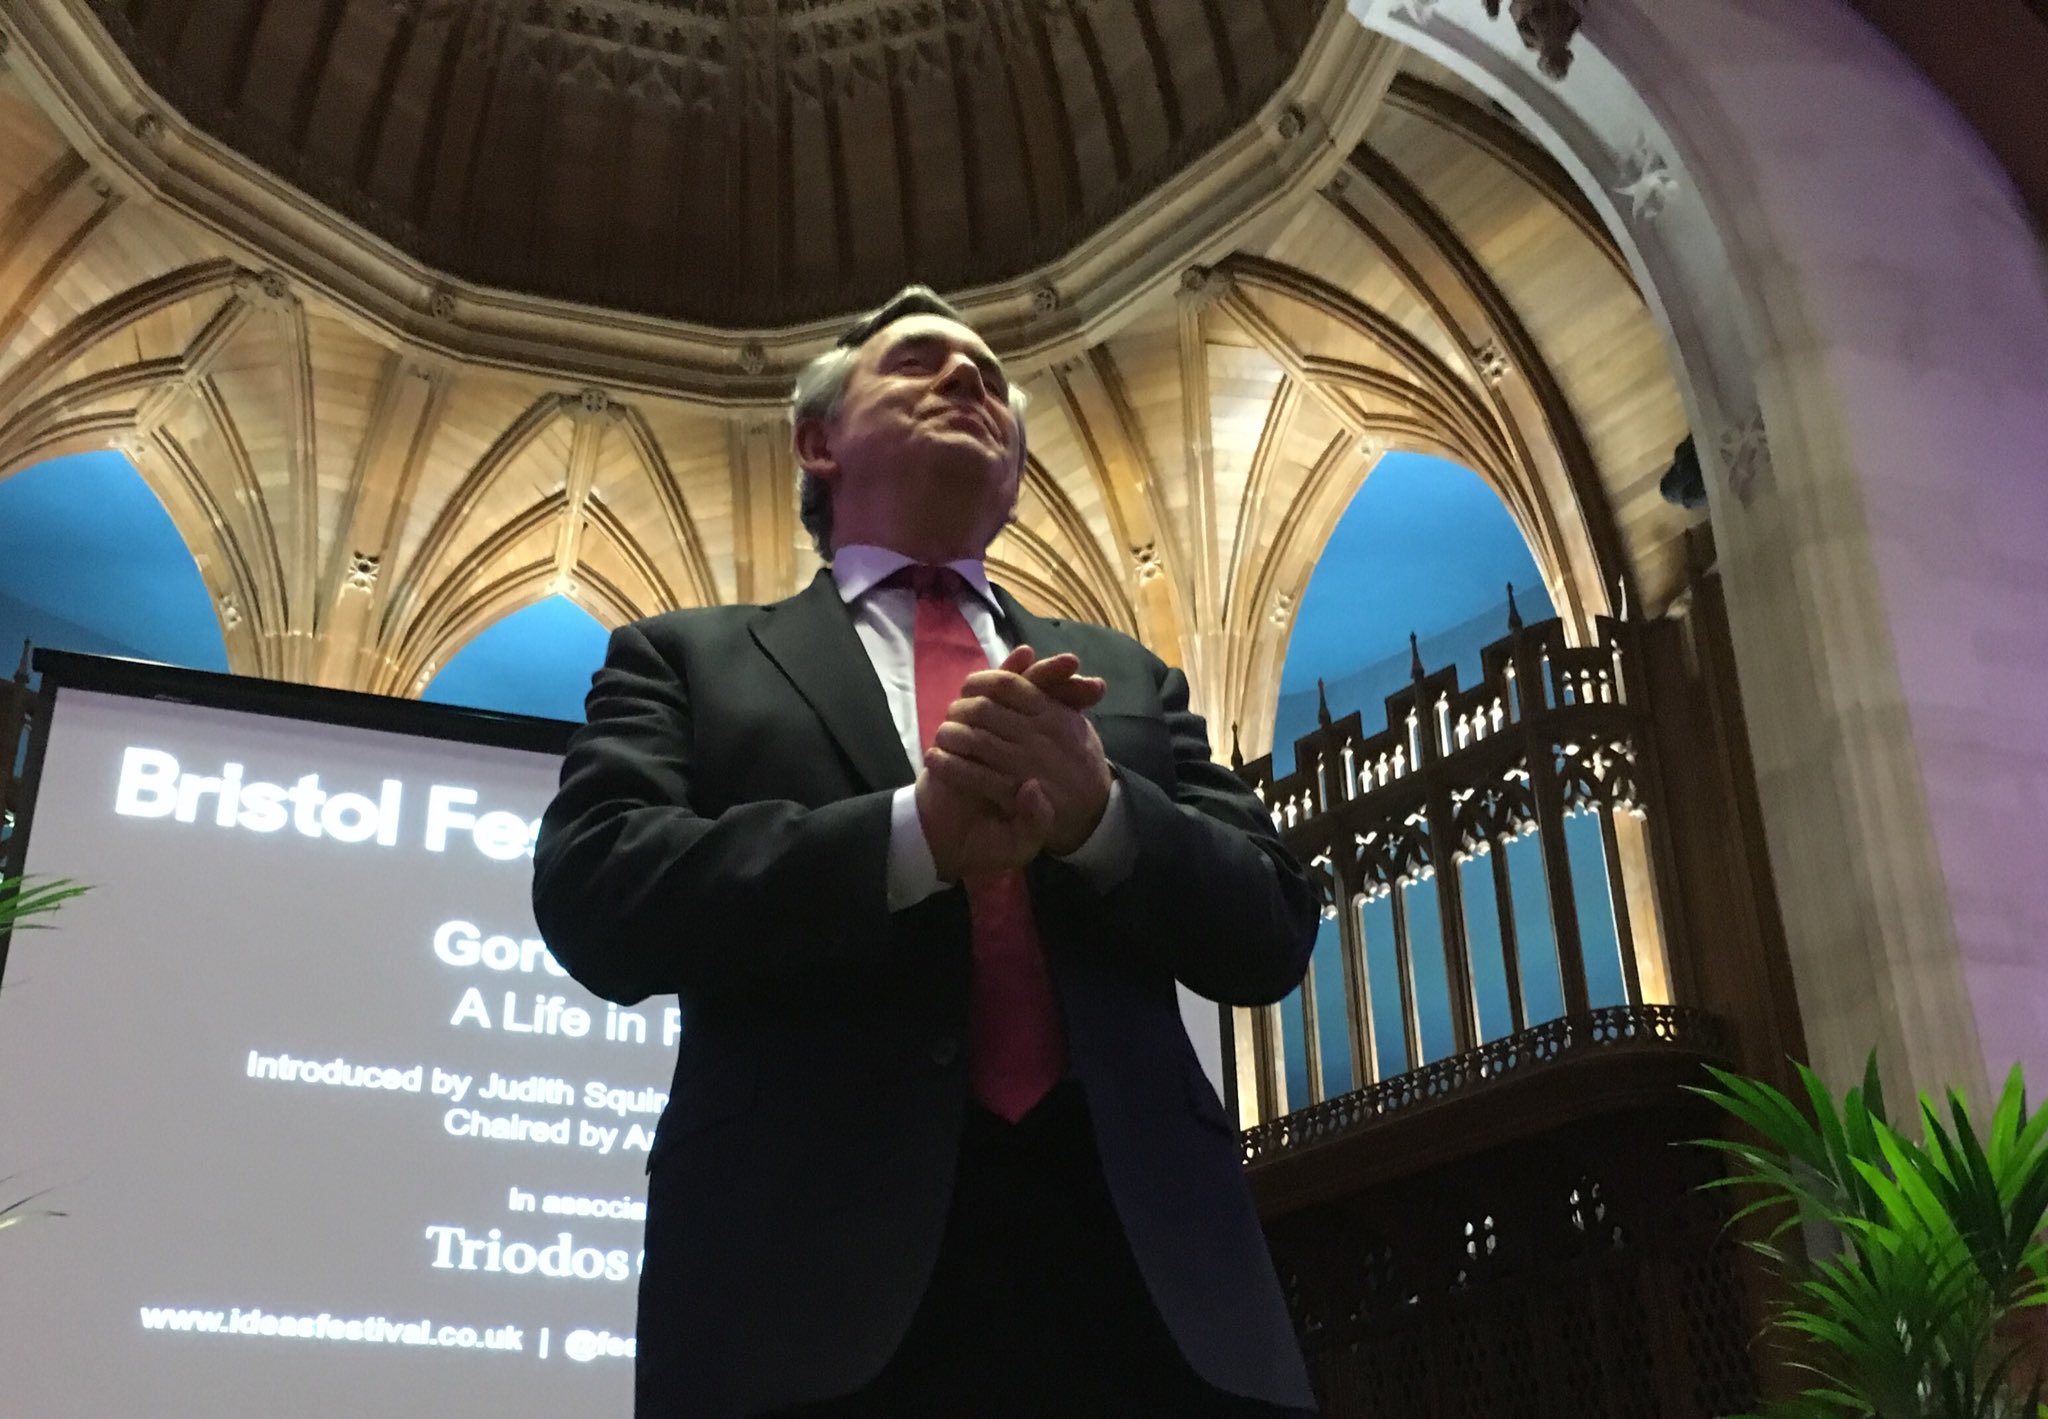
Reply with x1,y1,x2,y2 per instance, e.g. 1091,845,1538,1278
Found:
1718,408,1770,506
1483,0,1586,81
1178,264,1233,310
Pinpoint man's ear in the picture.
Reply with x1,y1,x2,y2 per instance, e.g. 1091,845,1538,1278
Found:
793,416,837,478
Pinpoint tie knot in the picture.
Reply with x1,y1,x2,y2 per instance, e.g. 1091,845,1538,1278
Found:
892,564,967,603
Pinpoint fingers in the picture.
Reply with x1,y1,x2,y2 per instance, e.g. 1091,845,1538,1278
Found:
959,658,1106,713
1016,649,1107,712
1018,650,1080,683
933,720,1030,776
957,651,1106,755
950,680,1101,730
924,745,1021,811
944,693,1036,742
957,667,1053,715
1042,675,1107,710
1023,655,1104,705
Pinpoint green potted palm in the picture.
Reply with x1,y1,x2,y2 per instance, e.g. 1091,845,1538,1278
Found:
1695,1056,2048,1418
0,873,87,1238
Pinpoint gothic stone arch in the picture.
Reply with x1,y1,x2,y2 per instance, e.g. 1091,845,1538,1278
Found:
1348,0,2048,1105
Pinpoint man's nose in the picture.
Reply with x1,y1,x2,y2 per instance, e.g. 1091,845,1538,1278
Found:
935,351,988,398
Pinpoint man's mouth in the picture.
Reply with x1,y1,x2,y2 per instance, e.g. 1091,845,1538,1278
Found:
929,406,995,440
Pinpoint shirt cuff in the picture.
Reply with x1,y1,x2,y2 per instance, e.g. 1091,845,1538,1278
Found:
1051,778,1137,892
886,783,946,912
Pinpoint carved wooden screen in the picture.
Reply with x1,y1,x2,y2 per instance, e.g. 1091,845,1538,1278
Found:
1265,1105,1759,1418
1234,602,1692,1121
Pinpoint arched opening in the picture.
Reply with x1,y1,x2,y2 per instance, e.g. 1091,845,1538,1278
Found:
1271,453,1550,768
1267,452,1656,1111
418,595,610,723
0,451,227,675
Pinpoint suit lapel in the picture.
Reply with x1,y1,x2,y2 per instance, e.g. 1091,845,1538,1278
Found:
992,584,1070,665
752,569,915,793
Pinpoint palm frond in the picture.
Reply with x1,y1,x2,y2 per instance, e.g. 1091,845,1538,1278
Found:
0,874,89,934
0,1185,67,1234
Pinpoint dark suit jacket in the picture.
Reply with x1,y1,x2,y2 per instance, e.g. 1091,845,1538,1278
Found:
532,569,1318,1415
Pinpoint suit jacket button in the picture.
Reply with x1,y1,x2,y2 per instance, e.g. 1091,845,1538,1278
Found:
928,1038,960,1067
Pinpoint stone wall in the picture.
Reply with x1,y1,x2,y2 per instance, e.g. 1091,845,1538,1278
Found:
1348,0,2048,1104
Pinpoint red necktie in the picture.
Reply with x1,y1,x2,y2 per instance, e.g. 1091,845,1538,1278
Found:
900,565,1066,1123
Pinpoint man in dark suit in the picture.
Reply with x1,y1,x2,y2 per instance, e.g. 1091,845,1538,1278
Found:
532,286,1319,1417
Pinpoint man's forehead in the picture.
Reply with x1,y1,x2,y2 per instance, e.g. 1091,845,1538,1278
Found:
866,313,998,362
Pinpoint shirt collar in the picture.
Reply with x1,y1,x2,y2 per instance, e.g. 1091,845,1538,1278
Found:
831,544,1001,616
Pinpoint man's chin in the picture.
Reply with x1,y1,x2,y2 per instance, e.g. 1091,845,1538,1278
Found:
906,436,1012,484
882,454,1011,532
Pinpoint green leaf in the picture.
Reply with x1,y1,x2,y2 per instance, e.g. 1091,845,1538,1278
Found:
1988,1068,2027,1174
0,875,89,934
1861,1051,1889,1128
1804,1064,1861,1201
1928,1103,2026,1294
1701,1068,1834,1175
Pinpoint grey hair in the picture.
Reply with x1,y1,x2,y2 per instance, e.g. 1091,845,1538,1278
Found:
793,284,1030,561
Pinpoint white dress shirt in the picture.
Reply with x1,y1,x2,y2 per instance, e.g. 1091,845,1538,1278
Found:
830,543,1137,911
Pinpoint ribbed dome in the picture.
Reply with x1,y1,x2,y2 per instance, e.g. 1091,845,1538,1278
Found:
91,0,1327,325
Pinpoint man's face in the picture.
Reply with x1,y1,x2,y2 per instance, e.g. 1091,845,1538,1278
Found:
802,313,1024,555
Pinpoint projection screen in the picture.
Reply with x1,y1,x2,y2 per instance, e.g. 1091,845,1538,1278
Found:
0,652,1231,1418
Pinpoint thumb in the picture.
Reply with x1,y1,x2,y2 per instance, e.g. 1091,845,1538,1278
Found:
1000,644,1036,674
1015,779,1056,836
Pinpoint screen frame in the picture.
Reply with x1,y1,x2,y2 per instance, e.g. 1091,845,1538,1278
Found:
0,649,574,986
2,646,1243,1129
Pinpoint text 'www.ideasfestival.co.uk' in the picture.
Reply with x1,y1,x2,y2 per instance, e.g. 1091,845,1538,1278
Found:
138,1306,526,1353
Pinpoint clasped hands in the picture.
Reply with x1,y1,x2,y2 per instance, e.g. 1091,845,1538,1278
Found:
914,646,1114,883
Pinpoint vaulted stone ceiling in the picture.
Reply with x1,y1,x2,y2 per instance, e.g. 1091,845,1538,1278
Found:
0,3,1697,754
83,0,1324,323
